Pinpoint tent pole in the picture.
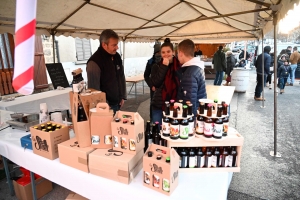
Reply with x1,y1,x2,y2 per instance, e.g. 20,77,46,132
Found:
271,14,281,157
261,29,265,108
122,38,126,68
51,31,55,63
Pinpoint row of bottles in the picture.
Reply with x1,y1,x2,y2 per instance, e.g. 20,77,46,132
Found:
198,100,228,117
144,121,168,152
164,100,193,117
33,122,63,132
175,146,237,168
195,115,229,139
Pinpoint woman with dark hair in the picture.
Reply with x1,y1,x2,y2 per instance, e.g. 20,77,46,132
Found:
150,39,181,126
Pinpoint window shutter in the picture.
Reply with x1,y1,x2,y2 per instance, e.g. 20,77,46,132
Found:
75,38,91,61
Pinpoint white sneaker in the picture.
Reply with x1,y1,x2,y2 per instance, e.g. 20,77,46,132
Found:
266,83,269,87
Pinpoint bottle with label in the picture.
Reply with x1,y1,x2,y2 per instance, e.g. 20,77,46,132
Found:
213,118,223,139
144,120,152,152
188,116,194,137
204,147,212,168
162,116,170,137
170,107,179,140
182,105,188,118
228,146,237,167
196,115,204,135
221,146,229,167
196,147,205,168
188,148,196,168
211,147,221,167
180,148,188,168
223,117,229,136
165,101,170,116
204,117,213,138
77,103,87,122
153,122,161,145
170,99,175,112
207,104,212,117
179,119,189,139
223,103,228,116
217,104,223,117
187,103,193,116
199,101,205,114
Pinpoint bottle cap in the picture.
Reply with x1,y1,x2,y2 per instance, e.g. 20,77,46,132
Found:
115,118,120,122
165,101,170,104
183,105,188,109
166,157,170,163
156,154,162,160
170,99,175,103
148,151,153,157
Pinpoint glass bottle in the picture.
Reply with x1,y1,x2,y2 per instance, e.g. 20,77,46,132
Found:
144,120,152,152
211,147,221,168
182,105,188,118
188,116,194,137
213,118,223,139
77,103,87,122
207,104,212,117
187,103,193,116
223,103,228,116
188,148,196,168
196,115,204,135
196,147,205,168
173,106,178,118
199,102,205,114
179,119,189,140
221,147,229,167
162,116,170,137
204,147,212,168
204,117,213,138
170,99,175,112
180,148,188,168
222,117,229,136
217,104,223,117
228,146,237,167
153,122,161,145
165,101,170,116
170,118,179,140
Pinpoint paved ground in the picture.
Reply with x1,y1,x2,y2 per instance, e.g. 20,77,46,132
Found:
1,69,300,199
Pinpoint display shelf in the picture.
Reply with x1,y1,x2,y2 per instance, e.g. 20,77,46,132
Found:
161,133,195,143
163,111,194,119
197,110,229,119
179,166,240,173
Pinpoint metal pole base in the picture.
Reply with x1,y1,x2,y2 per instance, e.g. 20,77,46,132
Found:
260,106,266,108
270,151,281,157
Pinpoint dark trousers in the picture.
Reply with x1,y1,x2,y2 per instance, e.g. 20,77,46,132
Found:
266,74,272,84
279,77,288,89
255,74,267,98
150,89,154,120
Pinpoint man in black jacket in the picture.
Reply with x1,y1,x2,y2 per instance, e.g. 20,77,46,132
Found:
86,29,127,114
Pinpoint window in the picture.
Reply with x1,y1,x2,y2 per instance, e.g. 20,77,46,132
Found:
75,38,91,61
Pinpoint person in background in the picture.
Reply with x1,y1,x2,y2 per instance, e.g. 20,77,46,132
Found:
224,51,236,86
266,52,275,89
278,59,292,94
239,49,250,63
194,46,203,57
144,43,161,121
254,46,271,101
287,46,300,86
150,39,181,126
286,46,292,57
176,39,207,116
86,29,127,114
212,46,226,85
278,49,288,60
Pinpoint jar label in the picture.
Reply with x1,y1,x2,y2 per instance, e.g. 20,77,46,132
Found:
189,121,194,134
179,125,189,138
170,124,179,137
223,122,229,133
144,172,150,184
228,155,233,167
206,156,212,167
189,156,196,168
196,121,204,133
204,122,213,136
211,155,217,167
162,121,170,134
213,123,223,137
162,179,170,192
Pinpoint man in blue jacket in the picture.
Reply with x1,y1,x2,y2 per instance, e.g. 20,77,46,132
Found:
254,46,271,101
176,39,207,116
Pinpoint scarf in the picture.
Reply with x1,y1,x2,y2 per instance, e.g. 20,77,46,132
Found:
161,56,181,110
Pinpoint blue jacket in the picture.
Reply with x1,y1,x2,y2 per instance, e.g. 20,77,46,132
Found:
255,52,271,75
278,64,292,78
176,58,207,116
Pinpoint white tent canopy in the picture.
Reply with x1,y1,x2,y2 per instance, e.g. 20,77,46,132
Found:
0,0,299,42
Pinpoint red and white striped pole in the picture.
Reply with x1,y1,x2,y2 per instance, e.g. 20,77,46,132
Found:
13,0,37,95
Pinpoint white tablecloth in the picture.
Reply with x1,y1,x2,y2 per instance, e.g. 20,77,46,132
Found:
0,88,72,114
0,111,232,200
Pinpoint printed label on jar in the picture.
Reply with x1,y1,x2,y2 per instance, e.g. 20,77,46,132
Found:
144,172,150,184
113,136,118,147
223,122,229,133
129,139,136,151
200,156,205,168
219,155,223,166
227,155,233,167
196,121,204,133
91,135,100,144
162,179,170,192
189,156,196,168
211,155,217,167
170,124,179,137
213,124,223,137
224,156,229,167
104,135,112,144
153,175,160,188
206,156,212,168
189,121,194,134
121,137,127,149
162,121,170,134
204,122,213,136
179,125,189,139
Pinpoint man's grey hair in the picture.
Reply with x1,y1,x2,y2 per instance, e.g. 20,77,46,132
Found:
99,29,119,44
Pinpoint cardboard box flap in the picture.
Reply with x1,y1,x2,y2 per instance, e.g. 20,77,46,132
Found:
95,103,110,113
115,111,142,122
80,92,106,117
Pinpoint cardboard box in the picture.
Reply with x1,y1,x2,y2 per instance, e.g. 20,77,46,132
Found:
111,111,144,155
143,144,179,196
30,121,70,160
13,176,53,200
70,91,106,148
89,149,143,184
65,192,88,200
90,103,114,148
58,138,95,173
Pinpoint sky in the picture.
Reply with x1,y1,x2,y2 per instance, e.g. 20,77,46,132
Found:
278,3,300,34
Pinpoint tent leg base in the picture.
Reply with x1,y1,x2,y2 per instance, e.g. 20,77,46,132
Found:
270,151,281,157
